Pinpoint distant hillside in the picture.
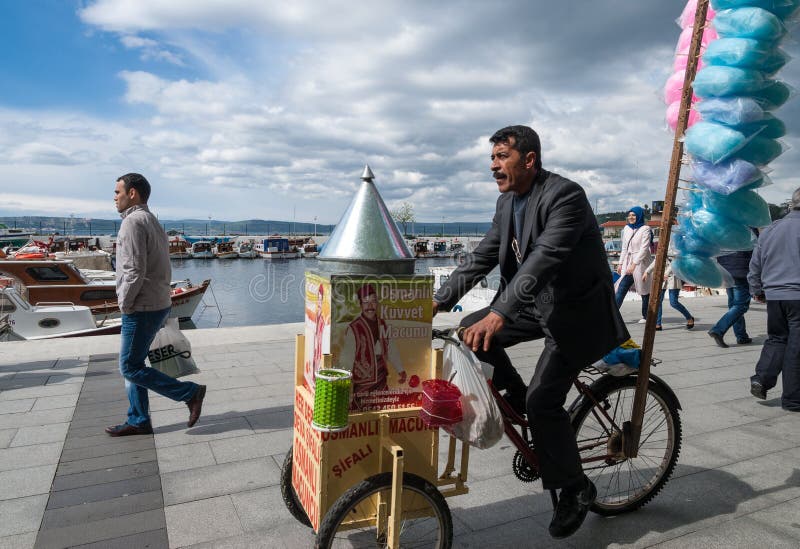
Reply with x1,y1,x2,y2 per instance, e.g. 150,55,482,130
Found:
0,215,491,237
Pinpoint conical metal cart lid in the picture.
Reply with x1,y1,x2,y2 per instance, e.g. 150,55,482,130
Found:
318,165,414,273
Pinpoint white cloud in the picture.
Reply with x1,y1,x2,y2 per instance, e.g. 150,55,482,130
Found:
0,193,114,216
121,34,185,66
1,1,797,224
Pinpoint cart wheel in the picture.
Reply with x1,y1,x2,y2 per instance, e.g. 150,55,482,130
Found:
315,472,452,549
280,448,312,527
571,375,682,515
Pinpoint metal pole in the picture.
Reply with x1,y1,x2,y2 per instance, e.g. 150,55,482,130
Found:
625,0,709,458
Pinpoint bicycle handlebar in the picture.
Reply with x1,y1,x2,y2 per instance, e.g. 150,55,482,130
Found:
432,328,463,345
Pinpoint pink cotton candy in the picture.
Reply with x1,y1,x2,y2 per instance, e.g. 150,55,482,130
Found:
673,54,705,72
667,101,701,131
676,25,719,55
665,70,700,104
679,0,716,29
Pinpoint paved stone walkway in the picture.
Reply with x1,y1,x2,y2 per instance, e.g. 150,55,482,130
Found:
1,297,799,548
34,354,167,548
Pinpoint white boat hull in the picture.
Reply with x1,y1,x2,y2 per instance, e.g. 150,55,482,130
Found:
190,251,214,259
260,252,299,259
1,287,122,339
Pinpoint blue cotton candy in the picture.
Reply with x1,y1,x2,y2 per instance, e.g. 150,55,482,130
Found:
703,38,774,68
691,207,756,250
735,113,786,138
751,80,793,110
695,97,764,125
734,136,784,165
685,122,750,163
693,66,767,98
673,223,722,257
701,188,773,227
713,8,786,40
742,174,773,190
672,253,725,287
773,0,800,18
762,48,791,75
711,0,800,20
691,157,764,194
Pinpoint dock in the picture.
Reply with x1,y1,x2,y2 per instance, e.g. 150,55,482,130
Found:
1,297,799,548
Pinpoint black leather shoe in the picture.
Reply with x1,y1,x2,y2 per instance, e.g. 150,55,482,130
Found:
737,337,753,345
105,423,153,437
708,331,728,348
750,381,767,400
549,478,597,539
187,385,207,427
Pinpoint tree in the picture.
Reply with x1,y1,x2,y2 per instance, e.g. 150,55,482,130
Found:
768,202,789,221
391,202,416,236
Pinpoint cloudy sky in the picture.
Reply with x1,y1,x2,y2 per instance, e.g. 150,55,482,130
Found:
1,0,798,224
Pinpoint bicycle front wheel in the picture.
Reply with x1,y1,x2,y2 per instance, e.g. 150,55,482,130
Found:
571,375,681,516
280,448,312,527
315,472,452,549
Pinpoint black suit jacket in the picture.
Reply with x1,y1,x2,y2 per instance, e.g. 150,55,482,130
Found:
435,169,629,366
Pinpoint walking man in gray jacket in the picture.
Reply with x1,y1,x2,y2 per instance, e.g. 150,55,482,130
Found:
106,173,206,436
748,187,800,412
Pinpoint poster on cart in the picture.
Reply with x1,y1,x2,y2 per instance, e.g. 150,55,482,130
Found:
304,272,433,412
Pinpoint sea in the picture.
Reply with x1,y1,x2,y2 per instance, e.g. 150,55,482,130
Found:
172,256,463,329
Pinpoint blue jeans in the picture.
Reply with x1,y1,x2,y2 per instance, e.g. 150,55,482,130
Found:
616,274,649,317
656,289,693,326
615,274,634,308
710,279,751,341
119,308,199,427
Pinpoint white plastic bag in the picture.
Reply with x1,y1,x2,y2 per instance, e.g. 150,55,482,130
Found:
148,318,200,378
441,336,504,449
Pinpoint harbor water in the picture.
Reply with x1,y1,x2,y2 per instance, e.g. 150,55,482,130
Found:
172,256,463,329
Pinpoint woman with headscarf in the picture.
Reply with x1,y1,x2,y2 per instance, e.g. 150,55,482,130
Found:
615,206,653,321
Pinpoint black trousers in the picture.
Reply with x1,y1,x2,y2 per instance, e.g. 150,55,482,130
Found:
461,308,584,490
753,300,800,411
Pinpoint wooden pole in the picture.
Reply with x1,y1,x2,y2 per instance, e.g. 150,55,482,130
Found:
625,0,709,457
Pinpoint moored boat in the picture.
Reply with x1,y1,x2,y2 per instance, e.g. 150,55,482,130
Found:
236,241,258,258
213,241,238,259
0,260,209,321
169,236,192,259
0,281,121,340
190,241,214,259
299,239,319,258
256,238,298,259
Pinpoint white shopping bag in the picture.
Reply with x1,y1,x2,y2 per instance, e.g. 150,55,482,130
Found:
441,334,504,449
148,318,200,378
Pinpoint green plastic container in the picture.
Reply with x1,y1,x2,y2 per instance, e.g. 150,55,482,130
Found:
312,369,352,432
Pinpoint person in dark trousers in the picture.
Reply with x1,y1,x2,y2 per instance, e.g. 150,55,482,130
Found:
433,125,629,539
748,188,800,411
709,247,756,348
106,173,206,437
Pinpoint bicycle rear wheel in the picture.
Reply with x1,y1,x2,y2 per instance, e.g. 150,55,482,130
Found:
571,375,681,516
315,472,452,549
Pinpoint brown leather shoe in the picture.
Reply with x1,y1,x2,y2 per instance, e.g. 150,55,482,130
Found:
186,385,207,427
105,423,153,437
